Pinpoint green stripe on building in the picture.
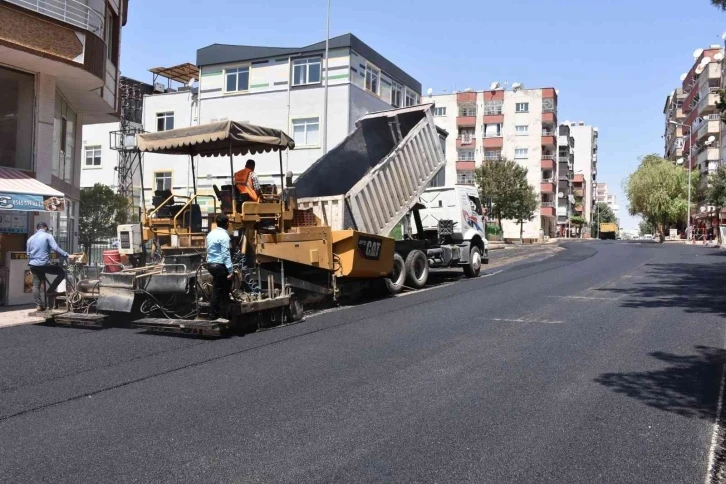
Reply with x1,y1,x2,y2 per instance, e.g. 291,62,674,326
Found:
327,73,349,80
251,82,270,88
201,70,222,77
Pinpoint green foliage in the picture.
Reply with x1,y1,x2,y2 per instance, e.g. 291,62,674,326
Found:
475,158,529,228
594,202,617,224
79,184,130,251
625,154,697,242
510,182,539,243
707,166,726,210
638,154,664,167
569,216,587,226
639,220,656,236
712,0,726,10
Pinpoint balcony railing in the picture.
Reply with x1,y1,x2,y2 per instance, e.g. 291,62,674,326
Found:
543,107,556,113
542,130,557,136
484,155,502,161
706,114,721,121
541,154,555,160
541,202,556,208
542,177,554,183
558,175,571,181
484,132,502,138
6,0,105,36
483,108,503,115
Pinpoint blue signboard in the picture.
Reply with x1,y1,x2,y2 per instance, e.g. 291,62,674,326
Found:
0,193,64,212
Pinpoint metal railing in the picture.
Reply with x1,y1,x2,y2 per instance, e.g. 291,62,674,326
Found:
484,132,502,138
6,0,105,36
541,202,556,208
558,175,571,181
542,107,556,113
541,154,555,160
483,108,503,115
706,114,721,121
542,177,554,183
542,130,557,136
484,154,502,161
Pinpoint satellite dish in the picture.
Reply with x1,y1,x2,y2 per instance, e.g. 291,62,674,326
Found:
694,48,704,59
696,64,705,75
555,89,560,95
708,135,716,143
680,73,687,81
490,81,500,90
558,192,564,198
676,158,684,165
716,52,725,61
426,88,433,96
187,77,196,87
511,82,522,91
701,56,712,65
464,87,472,92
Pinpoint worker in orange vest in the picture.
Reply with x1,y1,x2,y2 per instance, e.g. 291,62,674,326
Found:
234,159,261,202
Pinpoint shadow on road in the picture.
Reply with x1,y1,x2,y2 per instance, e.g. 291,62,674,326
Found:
595,346,725,420
597,261,726,318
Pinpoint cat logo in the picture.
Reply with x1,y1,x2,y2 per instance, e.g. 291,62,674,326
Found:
358,235,382,260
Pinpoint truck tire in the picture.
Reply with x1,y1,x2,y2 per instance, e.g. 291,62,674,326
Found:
405,250,429,289
384,253,406,294
463,246,482,278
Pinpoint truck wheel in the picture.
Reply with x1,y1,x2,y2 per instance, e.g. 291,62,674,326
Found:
384,253,406,294
405,250,429,289
463,246,482,278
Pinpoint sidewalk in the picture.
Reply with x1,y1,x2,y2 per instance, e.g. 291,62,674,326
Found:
0,304,45,329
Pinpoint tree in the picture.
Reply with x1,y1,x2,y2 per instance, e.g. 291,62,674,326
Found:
639,220,656,236
508,181,539,243
625,154,697,243
79,184,130,253
569,215,587,238
591,202,617,237
475,159,528,230
712,0,726,10
707,166,726,243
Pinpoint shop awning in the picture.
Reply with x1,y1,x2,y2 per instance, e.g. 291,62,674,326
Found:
136,120,295,157
0,167,65,212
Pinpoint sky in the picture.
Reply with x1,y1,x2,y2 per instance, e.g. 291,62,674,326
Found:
121,0,726,230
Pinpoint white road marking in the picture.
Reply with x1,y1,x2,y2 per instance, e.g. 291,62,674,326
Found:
488,318,563,325
547,295,622,301
705,351,726,483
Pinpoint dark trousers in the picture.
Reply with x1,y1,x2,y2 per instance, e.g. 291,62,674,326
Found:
29,265,66,308
207,263,230,319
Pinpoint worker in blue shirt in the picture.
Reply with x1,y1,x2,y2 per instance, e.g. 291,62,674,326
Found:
206,214,234,319
26,222,75,310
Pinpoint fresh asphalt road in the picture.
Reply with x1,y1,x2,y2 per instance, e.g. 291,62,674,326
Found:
1,241,726,483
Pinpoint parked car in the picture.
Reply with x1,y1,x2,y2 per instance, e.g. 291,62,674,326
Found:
643,234,653,240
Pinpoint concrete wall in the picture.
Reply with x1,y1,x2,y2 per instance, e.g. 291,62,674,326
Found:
570,124,596,224
427,93,461,186
80,121,120,188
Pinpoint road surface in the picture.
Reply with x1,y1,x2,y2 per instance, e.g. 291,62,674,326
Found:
1,241,725,483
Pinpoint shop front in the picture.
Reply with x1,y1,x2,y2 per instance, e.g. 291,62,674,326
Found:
0,167,66,306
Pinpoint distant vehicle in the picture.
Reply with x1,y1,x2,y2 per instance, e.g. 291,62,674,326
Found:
599,222,618,240
643,234,653,240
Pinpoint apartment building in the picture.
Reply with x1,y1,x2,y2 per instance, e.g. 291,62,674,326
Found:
82,33,421,210
557,124,575,236
568,122,598,227
0,0,126,258
595,183,619,217
429,85,559,241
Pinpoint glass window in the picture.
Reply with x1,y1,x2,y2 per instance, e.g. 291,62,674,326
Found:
457,171,475,185
515,148,528,158
292,57,322,86
292,118,320,146
391,81,403,107
515,125,529,135
434,107,447,117
225,67,250,92
154,172,172,191
484,123,501,137
156,112,174,132
484,150,501,161
515,102,529,113
53,92,76,183
84,146,102,167
0,66,34,170
365,64,380,94
458,150,475,161
405,88,418,107
459,105,476,117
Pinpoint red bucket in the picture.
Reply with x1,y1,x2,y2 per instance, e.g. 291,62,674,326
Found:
103,249,122,273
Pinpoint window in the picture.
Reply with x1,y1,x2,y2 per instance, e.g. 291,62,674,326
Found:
458,150,474,161
434,107,447,117
53,91,76,183
84,146,102,167
515,148,528,159
457,171,475,185
0,66,34,170
292,117,320,146
156,112,174,132
154,172,172,192
515,125,529,135
484,123,502,137
515,102,529,113
468,196,483,215
405,89,418,107
225,66,250,92
365,64,380,94
391,81,403,107
459,105,476,117
292,57,321,86
485,150,501,161
483,100,502,115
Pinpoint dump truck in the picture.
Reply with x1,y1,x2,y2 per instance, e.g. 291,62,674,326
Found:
43,104,481,336
599,222,618,240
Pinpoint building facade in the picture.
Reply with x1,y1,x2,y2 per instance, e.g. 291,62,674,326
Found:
595,183,619,217
429,86,559,240
557,124,575,236
0,0,126,258
568,122,598,228
81,33,422,212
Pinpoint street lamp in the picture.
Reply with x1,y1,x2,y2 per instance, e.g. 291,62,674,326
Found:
668,120,692,240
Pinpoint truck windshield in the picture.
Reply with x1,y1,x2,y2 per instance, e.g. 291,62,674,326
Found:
468,196,483,215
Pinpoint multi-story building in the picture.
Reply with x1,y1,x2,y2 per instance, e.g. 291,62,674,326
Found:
0,0,127,258
663,88,686,163
429,85,559,241
557,124,575,236
81,33,421,211
568,122,598,228
595,183,620,217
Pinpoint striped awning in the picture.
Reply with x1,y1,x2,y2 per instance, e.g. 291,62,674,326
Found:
0,167,65,212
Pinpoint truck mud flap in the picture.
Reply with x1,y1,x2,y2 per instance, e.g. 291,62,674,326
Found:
98,272,136,313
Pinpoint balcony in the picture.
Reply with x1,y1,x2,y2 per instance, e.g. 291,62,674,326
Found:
457,91,477,103
541,132,556,147
541,182,556,193
540,204,556,217
457,116,477,127
483,113,504,124
541,156,555,170
542,111,557,124
484,154,502,161
573,189,584,197
6,0,104,36
574,205,583,213
696,147,720,167
456,161,475,171
696,117,720,141
573,174,585,183
483,137,503,149
456,136,476,148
